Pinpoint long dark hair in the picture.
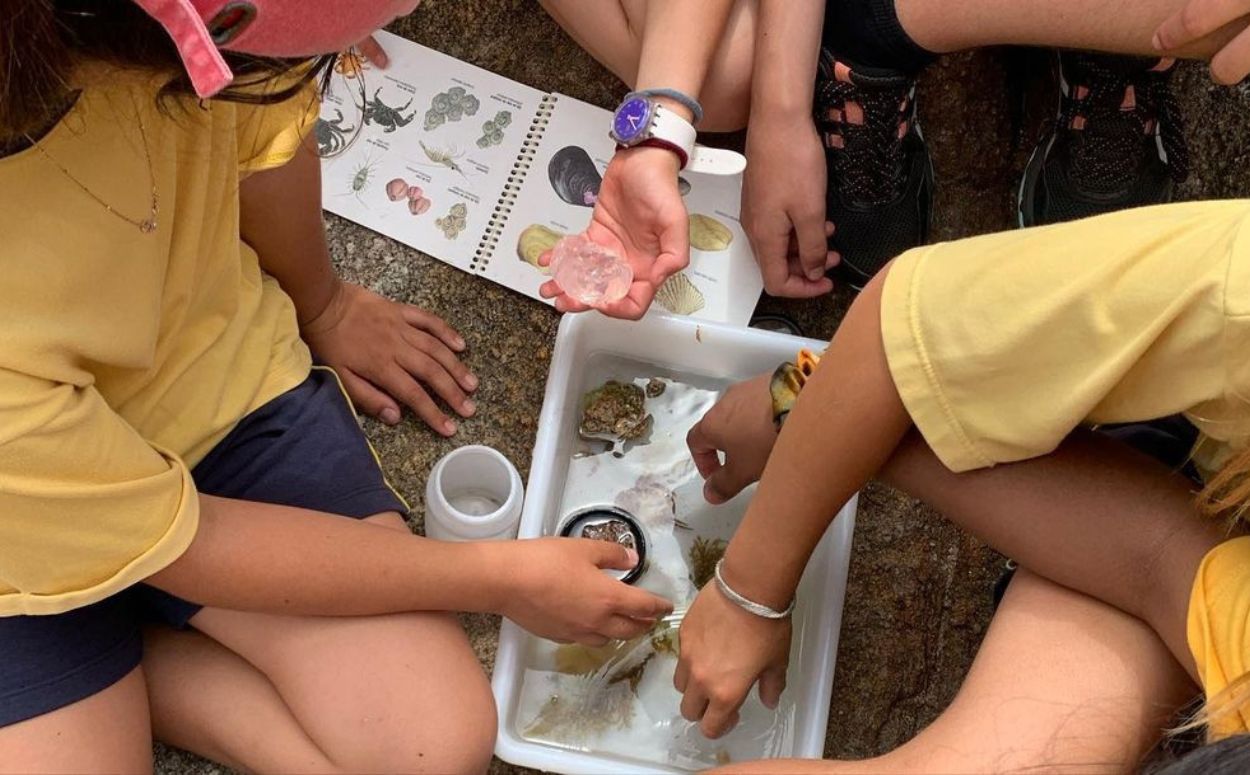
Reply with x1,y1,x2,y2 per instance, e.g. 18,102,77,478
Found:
1,0,333,144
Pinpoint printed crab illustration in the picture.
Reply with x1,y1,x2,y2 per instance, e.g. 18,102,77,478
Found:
314,109,356,158
362,89,416,133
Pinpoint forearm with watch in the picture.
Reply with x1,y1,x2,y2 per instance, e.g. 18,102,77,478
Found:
608,0,745,177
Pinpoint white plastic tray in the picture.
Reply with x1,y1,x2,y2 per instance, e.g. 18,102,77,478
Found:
492,313,857,774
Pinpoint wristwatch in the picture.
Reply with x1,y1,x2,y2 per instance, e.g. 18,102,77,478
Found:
610,95,746,176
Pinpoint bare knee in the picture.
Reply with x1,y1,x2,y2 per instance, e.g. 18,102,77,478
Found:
328,681,496,775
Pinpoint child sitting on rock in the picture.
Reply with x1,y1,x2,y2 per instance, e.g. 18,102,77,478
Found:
0,2,670,772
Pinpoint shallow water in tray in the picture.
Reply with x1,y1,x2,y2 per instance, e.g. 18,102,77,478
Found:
514,355,801,770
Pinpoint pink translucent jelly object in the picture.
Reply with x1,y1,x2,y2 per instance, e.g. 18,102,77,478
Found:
550,234,632,305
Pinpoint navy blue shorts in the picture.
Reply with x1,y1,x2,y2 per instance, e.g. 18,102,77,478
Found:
0,368,407,728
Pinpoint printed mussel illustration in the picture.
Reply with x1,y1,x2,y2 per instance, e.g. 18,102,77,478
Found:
548,146,602,207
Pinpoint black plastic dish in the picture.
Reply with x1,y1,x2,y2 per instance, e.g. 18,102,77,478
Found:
557,506,647,585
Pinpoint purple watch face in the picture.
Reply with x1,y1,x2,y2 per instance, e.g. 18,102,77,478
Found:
613,97,652,143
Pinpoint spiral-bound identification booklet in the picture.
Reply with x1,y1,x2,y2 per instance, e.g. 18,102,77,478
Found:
318,31,762,326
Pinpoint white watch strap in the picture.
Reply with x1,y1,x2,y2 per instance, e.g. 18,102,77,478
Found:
650,104,696,161
651,105,746,177
688,145,747,176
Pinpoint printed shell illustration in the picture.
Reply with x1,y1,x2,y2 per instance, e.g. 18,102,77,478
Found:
477,110,513,148
517,224,563,272
548,146,602,207
655,272,706,316
436,202,469,239
425,84,481,131
688,214,734,252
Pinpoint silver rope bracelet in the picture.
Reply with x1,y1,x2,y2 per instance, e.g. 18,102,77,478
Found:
713,559,795,619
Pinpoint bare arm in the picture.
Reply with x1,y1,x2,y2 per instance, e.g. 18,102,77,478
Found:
742,0,835,297
147,494,671,643
239,136,339,327
632,0,736,123
240,138,477,434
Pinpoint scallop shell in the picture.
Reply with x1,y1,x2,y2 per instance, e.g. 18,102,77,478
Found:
386,178,408,201
688,214,733,252
517,224,562,272
655,272,705,316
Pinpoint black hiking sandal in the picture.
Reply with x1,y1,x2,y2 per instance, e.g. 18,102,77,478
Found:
1019,52,1188,227
814,50,933,289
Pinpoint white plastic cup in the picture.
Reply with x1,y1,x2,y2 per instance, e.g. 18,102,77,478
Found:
424,445,524,542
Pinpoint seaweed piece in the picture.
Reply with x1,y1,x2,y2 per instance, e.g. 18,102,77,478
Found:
689,536,728,588
548,146,602,207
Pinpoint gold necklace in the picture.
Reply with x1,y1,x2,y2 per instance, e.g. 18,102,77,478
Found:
27,118,159,234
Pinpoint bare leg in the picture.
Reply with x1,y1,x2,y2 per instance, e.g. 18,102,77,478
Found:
896,0,1246,57
717,570,1194,774
0,668,153,774
146,513,496,774
539,0,758,130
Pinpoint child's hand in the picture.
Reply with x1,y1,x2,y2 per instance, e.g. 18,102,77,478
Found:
675,578,791,739
743,116,838,298
540,147,689,320
1154,0,1250,84
687,373,777,504
301,281,478,436
501,537,673,645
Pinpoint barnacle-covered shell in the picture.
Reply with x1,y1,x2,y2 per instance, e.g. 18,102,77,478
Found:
446,86,466,100
548,146,602,208
386,178,408,201
424,110,445,131
431,92,451,113
447,104,463,122
482,119,498,134
517,224,562,272
581,380,651,441
494,110,512,128
654,272,706,315
450,203,468,217
688,214,734,252
462,95,480,116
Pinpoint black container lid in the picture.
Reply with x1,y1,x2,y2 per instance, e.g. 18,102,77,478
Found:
557,506,647,585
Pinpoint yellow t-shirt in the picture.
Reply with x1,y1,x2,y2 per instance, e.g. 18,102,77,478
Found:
880,199,1250,733
0,68,317,616
1188,537,1250,737
881,199,1250,477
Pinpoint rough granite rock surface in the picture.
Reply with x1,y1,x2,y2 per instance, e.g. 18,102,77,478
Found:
155,2,1250,773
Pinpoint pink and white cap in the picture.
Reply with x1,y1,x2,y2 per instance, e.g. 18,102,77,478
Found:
130,0,420,99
